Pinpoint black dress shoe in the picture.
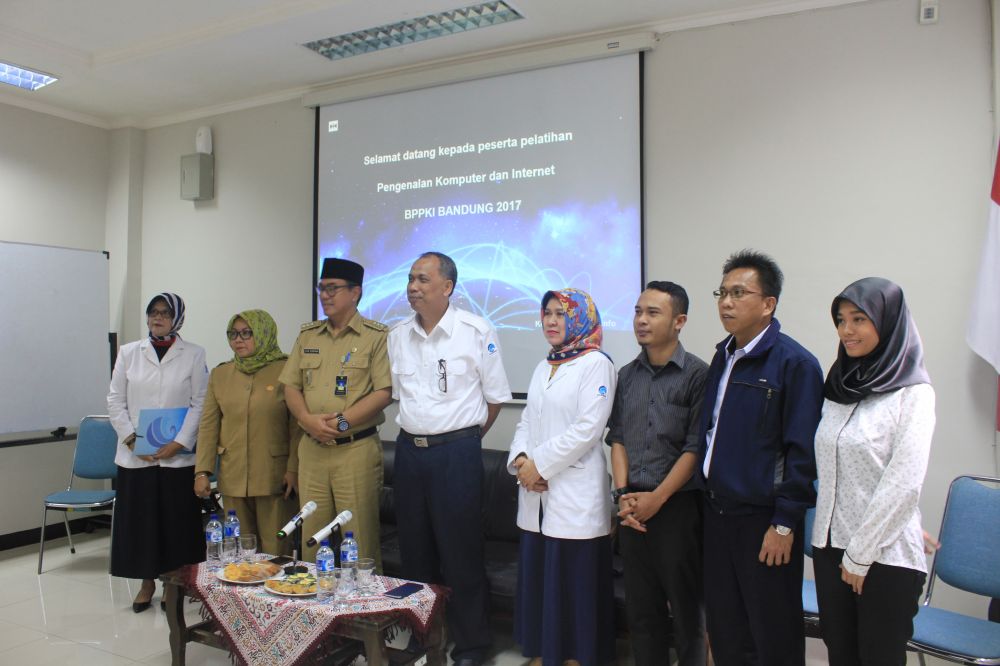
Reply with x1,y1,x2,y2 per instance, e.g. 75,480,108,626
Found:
160,600,166,611
132,600,152,613
452,658,483,666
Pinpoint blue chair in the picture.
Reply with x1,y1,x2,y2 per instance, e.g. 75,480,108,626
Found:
37,415,118,574
803,499,821,637
908,475,1000,665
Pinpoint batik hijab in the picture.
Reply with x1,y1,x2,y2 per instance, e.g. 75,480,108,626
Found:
823,277,931,405
543,288,603,365
229,309,287,375
146,292,185,341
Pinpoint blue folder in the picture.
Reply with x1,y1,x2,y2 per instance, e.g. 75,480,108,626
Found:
135,407,190,456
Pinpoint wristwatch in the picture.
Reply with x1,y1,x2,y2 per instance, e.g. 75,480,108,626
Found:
335,414,350,433
773,524,792,536
611,487,630,503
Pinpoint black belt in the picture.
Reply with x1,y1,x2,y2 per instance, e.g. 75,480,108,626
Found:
318,426,378,447
400,425,480,448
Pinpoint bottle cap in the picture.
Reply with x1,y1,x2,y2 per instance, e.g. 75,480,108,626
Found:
345,531,353,538
209,513,218,520
321,539,329,547
228,509,236,515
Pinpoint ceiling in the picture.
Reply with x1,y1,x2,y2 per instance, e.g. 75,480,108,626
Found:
0,0,866,129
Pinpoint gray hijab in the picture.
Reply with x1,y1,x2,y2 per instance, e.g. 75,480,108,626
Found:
823,277,931,405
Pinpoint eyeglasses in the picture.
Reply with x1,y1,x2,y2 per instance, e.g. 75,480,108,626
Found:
437,359,447,393
227,329,253,341
315,282,355,296
713,287,760,301
148,308,173,319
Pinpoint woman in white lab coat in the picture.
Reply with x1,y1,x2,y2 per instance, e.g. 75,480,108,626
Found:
107,293,208,612
508,288,617,666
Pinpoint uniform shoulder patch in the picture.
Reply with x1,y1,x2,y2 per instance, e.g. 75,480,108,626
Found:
362,318,388,332
300,320,325,331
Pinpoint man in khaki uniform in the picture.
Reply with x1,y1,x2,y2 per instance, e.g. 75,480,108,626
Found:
280,258,392,564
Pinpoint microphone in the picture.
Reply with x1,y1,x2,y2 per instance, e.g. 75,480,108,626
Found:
306,509,353,548
276,501,318,540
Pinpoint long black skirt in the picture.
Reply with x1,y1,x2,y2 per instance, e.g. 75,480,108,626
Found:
110,465,205,579
515,529,616,666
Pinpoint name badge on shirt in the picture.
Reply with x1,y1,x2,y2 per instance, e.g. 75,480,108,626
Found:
335,375,348,396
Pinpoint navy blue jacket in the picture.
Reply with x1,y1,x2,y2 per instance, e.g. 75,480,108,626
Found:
697,318,823,528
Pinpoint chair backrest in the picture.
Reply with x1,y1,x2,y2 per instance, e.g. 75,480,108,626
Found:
73,415,118,481
927,475,1000,601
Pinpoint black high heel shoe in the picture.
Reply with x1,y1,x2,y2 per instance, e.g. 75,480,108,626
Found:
132,598,152,613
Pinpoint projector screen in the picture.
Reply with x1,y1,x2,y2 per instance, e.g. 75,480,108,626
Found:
316,54,643,394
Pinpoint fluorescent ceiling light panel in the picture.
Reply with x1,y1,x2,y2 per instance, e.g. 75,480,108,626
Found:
303,1,524,62
0,62,57,91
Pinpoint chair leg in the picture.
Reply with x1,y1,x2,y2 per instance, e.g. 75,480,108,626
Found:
918,653,926,666
37,506,48,575
107,502,116,575
63,513,76,554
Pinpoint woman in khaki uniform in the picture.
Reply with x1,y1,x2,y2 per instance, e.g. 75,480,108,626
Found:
194,309,299,556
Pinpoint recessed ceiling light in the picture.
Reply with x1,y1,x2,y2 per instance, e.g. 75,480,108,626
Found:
303,1,524,62
0,62,58,91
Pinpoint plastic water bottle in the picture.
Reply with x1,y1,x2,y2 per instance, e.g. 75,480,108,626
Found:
338,531,358,597
224,509,241,556
205,513,223,570
316,540,336,602
339,531,359,564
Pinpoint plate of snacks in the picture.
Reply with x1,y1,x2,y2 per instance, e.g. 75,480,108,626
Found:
264,571,317,597
217,561,282,584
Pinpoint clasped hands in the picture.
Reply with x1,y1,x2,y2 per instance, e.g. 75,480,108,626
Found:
617,491,666,533
300,412,345,443
513,456,548,492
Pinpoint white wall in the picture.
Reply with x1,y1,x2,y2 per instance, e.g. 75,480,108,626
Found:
139,100,314,365
0,103,108,250
0,103,112,534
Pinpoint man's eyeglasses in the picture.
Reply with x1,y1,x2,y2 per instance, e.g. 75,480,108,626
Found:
315,282,355,296
227,329,254,341
712,287,760,301
437,359,447,393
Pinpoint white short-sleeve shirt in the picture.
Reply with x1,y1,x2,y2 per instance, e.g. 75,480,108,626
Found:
388,305,512,435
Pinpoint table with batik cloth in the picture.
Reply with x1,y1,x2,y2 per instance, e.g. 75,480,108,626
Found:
160,561,447,666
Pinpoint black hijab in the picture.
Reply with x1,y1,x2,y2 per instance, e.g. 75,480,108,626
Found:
823,277,930,405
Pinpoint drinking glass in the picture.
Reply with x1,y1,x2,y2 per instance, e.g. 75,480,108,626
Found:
332,567,351,610
221,538,238,565
238,534,257,562
355,558,375,596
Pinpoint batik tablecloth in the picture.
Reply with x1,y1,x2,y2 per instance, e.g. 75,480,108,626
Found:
184,560,446,665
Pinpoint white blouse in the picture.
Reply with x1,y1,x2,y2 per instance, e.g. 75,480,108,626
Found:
811,383,935,576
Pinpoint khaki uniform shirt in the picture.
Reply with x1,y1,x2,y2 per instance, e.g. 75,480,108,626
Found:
196,359,300,497
279,311,392,436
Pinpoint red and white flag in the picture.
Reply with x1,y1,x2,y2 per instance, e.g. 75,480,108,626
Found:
967,141,1000,428
967,142,1000,371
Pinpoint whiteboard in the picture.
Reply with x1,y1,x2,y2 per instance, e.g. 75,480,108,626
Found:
0,241,110,435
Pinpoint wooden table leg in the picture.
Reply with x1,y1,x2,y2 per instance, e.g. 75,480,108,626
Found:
425,609,447,666
357,617,390,666
163,579,188,666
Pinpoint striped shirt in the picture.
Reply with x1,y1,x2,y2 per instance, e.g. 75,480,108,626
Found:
605,342,708,492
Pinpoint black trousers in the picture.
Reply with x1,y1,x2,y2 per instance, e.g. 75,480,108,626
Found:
703,504,805,666
620,489,705,666
812,546,925,666
394,432,491,662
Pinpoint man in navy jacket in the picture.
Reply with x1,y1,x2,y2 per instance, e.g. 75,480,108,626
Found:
698,250,823,666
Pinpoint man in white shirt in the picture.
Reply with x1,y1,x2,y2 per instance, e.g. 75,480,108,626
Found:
388,251,512,666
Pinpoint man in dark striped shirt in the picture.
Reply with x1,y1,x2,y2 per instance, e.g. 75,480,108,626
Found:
606,281,709,666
